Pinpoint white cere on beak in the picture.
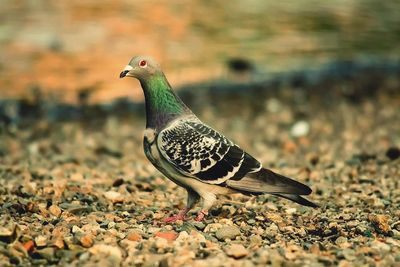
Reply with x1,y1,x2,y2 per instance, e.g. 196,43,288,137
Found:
124,65,133,71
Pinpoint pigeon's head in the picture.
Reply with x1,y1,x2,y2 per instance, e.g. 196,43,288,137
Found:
120,55,162,80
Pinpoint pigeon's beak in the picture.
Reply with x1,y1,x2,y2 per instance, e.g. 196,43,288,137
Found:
120,70,129,78
119,65,133,78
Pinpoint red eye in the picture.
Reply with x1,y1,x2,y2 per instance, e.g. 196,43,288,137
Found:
139,60,147,67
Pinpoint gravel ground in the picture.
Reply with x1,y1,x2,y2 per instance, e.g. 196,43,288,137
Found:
0,76,399,266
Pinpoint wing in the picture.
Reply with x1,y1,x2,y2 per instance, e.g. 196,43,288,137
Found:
157,117,261,184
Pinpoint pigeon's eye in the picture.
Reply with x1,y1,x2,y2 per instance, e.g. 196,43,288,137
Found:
139,60,147,68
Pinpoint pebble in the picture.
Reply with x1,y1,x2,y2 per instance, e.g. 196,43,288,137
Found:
368,214,390,234
342,249,356,261
250,235,263,249
189,230,206,243
291,120,310,137
52,237,64,249
70,173,84,181
264,223,279,238
126,231,142,242
35,247,55,261
89,245,122,264
154,237,169,250
34,235,47,247
80,234,94,248
176,231,190,242
215,226,241,241
193,222,206,230
370,240,391,252
104,191,124,203
147,227,161,234
72,225,83,234
247,219,256,225
265,214,283,224
22,240,35,253
225,244,249,259
48,205,62,217
155,231,178,241
285,208,297,215
335,236,348,247
0,223,18,243
385,147,400,160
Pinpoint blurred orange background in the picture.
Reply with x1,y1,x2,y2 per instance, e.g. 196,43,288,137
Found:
1,0,399,103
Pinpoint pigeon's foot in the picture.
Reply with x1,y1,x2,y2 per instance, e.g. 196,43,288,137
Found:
195,210,208,222
163,208,189,223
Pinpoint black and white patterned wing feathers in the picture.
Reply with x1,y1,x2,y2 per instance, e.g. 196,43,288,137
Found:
157,118,261,184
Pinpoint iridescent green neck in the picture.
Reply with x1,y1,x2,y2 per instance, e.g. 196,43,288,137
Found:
140,73,190,128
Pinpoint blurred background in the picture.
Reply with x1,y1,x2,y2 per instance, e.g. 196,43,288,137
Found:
1,0,399,104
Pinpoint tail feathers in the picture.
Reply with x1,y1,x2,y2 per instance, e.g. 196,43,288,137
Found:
226,168,318,207
226,168,312,195
273,193,319,208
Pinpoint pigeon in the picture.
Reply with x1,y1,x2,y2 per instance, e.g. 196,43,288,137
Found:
120,56,318,222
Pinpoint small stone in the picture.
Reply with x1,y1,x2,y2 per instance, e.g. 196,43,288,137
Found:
284,244,301,260
291,120,310,137
154,237,169,250
264,226,278,238
147,227,161,234
265,98,282,113
310,243,321,254
249,235,262,249
189,230,206,243
34,235,47,247
392,229,400,239
247,219,256,225
80,234,94,248
265,214,283,224
35,247,55,261
48,205,62,217
0,223,18,243
368,214,390,234
112,178,124,187
225,244,248,259
335,236,348,246
52,237,64,249
283,140,297,153
126,232,142,242
89,245,122,264
193,222,206,230
370,240,391,252
215,226,241,241
70,173,84,181
176,231,189,242
22,240,35,253
108,221,116,229
72,225,83,234
104,191,124,203
308,154,319,165
285,208,297,215
154,231,178,241
342,249,356,261
386,147,400,160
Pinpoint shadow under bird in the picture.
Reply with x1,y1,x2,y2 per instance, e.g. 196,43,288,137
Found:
120,56,318,222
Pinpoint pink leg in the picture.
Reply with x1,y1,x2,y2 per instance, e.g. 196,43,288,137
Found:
163,208,189,223
195,210,208,222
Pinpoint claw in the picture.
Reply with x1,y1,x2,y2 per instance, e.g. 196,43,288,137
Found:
195,210,208,221
163,214,186,223
163,208,189,223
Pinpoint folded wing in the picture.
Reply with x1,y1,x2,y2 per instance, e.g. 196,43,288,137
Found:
157,117,261,184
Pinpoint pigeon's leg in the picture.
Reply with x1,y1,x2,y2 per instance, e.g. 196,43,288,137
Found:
195,192,217,221
163,189,200,223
